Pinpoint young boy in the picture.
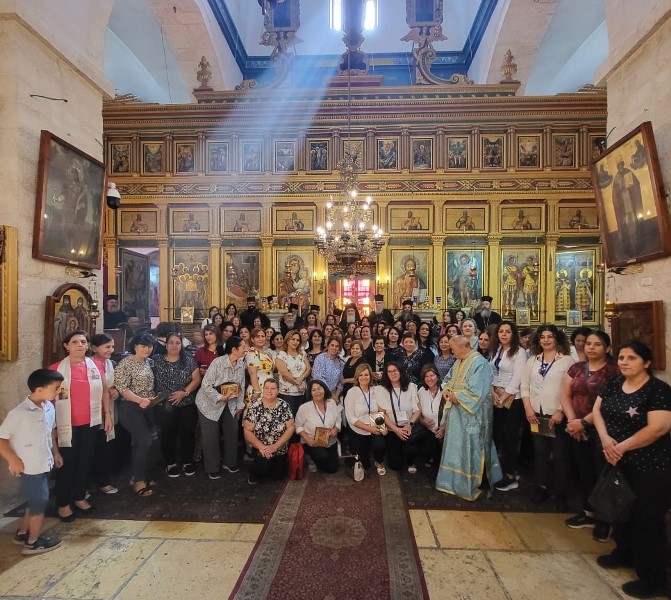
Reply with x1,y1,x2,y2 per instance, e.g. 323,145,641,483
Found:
0,369,65,555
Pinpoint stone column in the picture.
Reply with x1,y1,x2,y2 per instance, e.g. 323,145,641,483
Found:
261,235,275,298
545,233,560,324
431,235,444,306
487,233,502,311
208,236,221,309
158,235,170,322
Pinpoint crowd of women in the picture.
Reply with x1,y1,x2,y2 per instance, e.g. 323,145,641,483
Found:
50,302,670,599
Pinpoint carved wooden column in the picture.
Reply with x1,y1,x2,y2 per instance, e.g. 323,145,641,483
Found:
131,132,140,176
436,127,446,171
231,133,239,174
297,130,306,172
332,129,341,165
264,133,272,173
197,131,206,175
543,126,552,169
431,235,444,305
486,233,502,311
366,129,375,171
579,125,589,169
260,235,274,297
400,128,410,171
158,235,170,322
471,127,480,170
208,237,221,309
544,233,560,324
506,127,516,169
164,133,173,176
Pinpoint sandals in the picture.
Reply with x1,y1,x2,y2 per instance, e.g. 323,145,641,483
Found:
99,485,118,495
375,462,387,476
130,478,157,487
132,482,154,497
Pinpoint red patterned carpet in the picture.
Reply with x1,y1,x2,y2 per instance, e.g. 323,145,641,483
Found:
231,470,428,600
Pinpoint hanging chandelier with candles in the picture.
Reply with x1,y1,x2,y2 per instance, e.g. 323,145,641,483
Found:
314,0,384,274
314,152,384,269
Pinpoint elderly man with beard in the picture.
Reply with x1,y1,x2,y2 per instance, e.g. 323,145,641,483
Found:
395,299,421,330
473,295,502,333
338,303,361,333
368,294,394,329
280,303,303,336
103,294,129,329
436,335,502,500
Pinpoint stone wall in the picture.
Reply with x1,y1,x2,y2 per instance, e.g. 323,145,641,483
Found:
0,6,112,419
598,7,671,380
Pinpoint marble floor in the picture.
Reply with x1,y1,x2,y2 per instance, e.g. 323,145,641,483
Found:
0,469,663,600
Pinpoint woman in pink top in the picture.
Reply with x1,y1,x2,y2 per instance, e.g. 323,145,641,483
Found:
50,330,111,522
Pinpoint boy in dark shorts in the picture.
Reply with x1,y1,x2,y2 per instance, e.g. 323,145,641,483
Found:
0,369,64,555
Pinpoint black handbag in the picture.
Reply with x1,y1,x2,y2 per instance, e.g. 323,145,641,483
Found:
389,390,427,443
588,465,636,523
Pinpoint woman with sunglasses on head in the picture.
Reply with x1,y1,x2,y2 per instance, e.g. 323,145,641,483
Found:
489,321,528,493
592,340,671,599
245,328,275,406
561,330,619,541
520,324,575,505
153,332,202,478
295,380,341,473
275,330,311,417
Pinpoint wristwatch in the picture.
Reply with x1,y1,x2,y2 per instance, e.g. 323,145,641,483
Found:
409,421,415,428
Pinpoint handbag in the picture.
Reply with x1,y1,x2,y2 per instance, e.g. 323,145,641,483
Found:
389,390,426,443
493,386,515,409
341,453,365,482
588,465,636,523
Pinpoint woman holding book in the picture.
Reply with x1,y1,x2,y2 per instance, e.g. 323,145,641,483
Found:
196,336,248,479
520,325,575,505
295,380,340,473
153,332,201,478
489,321,528,493
344,363,389,475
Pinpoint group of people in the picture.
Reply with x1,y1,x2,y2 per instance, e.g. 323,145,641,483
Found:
1,294,670,598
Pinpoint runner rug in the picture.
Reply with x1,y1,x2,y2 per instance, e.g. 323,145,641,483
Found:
230,470,428,600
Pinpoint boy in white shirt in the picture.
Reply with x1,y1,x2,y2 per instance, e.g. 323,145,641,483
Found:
0,369,64,555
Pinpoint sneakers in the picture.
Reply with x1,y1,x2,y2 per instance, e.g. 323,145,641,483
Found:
208,471,221,480
13,530,27,546
565,511,596,529
22,535,62,555
621,579,666,599
247,476,258,485
183,463,196,477
308,463,318,473
494,475,519,492
592,522,612,542
166,464,181,478
222,465,240,474
596,553,632,570
407,465,417,474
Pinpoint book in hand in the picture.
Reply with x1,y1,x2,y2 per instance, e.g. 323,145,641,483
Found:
218,382,240,398
313,427,330,447
530,417,556,437
149,392,170,407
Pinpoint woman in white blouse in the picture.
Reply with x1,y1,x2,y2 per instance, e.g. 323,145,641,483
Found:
344,363,389,475
489,321,529,492
380,362,421,473
520,324,575,505
295,380,340,473
417,364,446,468
275,329,311,417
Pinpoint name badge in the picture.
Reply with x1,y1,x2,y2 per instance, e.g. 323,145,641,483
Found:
396,410,409,423
89,368,101,381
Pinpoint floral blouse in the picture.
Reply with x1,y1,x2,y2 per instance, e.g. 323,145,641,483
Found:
244,398,294,455
276,350,309,396
244,348,275,404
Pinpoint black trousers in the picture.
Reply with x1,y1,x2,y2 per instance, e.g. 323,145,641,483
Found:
385,429,421,470
304,444,339,474
492,398,526,475
611,468,671,588
419,430,443,465
117,401,153,482
347,429,386,470
91,428,114,487
250,451,288,482
158,401,198,466
531,417,570,495
55,424,97,508
558,430,605,512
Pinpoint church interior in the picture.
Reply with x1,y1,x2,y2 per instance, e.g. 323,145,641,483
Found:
1,1,671,598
